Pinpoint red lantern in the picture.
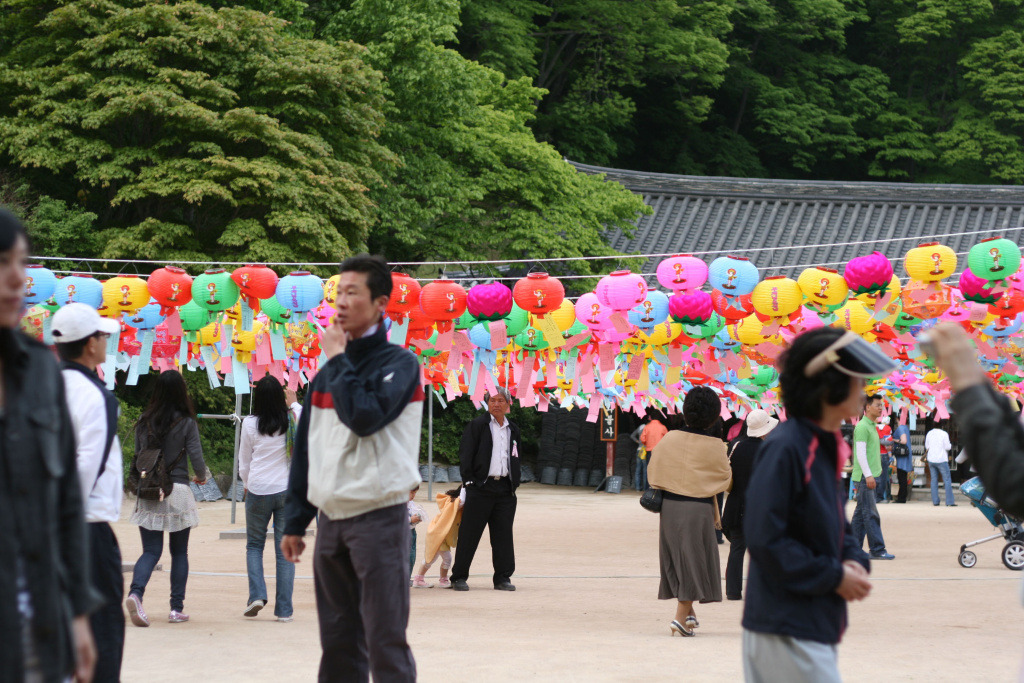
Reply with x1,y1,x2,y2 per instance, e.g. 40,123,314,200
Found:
512,272,564,318
388,272,422,321
405,305,434,343
710,290,754,321
419,279,468,333
231,264,279,307
147,266,193,315
990,288,1024,320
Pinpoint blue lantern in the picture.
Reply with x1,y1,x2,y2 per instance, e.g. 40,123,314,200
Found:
628,290,669,330
275,271,324,315
468,322,494,351
124,299,166,330
709,256,759,297
24,265,57,305
53,275,104,308
710,328,741,353
983,314,1022,338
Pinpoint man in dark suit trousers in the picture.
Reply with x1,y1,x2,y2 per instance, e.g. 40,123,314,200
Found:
450,388,521,591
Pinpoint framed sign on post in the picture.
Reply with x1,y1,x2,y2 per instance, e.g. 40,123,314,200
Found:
595,407,622,494
600,407,618,442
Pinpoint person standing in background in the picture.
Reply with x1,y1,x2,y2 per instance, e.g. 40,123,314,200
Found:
924,420,956,506
891,416,913,504
638,410,668,492
851,395,895,560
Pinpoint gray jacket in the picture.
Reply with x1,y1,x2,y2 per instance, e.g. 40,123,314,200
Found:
0,330,100,682
134,413,207,484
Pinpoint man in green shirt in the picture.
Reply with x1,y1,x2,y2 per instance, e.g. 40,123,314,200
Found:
851,395,895,560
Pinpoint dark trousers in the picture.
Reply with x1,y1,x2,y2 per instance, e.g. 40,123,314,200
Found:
314,504,415,683
130,527,191,611
89,523,124,683
450,478,517,586
875,455,891,502
896,469,910,503
725,528,746,599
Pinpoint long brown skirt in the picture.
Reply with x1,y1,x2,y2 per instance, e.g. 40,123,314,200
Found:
658,497,722,603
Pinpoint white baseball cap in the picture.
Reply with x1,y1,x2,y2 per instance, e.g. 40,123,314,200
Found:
746,409,779,438
51,302,120,342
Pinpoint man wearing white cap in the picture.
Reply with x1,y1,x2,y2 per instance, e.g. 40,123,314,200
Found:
51,302,125,681
722,409,778,600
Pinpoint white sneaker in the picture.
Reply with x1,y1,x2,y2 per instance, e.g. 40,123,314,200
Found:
276,616,294,623
244,599,266,617
168,610,190,623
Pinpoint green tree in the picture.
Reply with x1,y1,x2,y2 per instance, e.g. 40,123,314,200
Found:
0,0,393,266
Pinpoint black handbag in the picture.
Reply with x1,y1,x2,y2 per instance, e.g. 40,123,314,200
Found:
639,487,663,513
891,441,910,458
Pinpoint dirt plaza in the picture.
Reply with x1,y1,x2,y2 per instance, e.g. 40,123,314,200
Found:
118,483,1023,682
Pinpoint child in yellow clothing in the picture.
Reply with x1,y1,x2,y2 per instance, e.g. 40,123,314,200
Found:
412,487,464,588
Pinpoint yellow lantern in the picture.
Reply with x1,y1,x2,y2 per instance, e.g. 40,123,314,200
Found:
729,316,778,346
545,299,577,332
831,300,874,334
751,276,802,319
636,321,681,347
323,275,341,304
197,321,222,346
905,242,957,282
230,320,264,361
102,275,149,315
798,267,849,309
856,274,902,306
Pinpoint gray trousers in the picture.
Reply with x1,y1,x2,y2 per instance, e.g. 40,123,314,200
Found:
743,630,841,683
314,504,416,683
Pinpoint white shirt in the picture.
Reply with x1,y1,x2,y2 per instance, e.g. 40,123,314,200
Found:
238,403,302,495
924,428,951,464
62,369,123,523
487,414,511,478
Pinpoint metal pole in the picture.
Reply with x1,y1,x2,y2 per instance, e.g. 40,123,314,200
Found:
230,393,243,524
427,390,434,498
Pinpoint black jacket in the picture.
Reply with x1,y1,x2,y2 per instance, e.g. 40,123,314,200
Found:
134,412,206,484
722,436,761,536
743,418,870,644
458,413,521,490
0,330,99,682
952,382,1024,517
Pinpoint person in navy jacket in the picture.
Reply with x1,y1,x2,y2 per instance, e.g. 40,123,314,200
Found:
743,327,896,683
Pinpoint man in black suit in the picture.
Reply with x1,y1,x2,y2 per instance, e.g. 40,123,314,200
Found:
450,388,521,591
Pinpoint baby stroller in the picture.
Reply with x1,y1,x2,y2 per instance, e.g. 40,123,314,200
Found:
958,477,1024,570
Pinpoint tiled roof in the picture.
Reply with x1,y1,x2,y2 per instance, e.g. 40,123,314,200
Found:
574,161,1024,279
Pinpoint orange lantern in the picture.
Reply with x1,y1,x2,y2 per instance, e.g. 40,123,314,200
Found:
148,266,193,315
388,272,421,321
900,280,952,319
711,290,754,321
419,279,468,333
512,272,564,318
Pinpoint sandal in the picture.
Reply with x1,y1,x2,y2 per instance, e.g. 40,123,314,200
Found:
670,619,694,637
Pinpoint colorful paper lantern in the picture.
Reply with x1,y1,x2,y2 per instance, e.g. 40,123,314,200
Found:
751,276,802,319
323,274,341,304
123,299,165,330
388,272,421,321
455,308,476,330
900,280,952,319
968,237,1021,282
503,303,530,337
844,251,893,296
512,272,564,318
709,256,759,297
420,279,468,332
23,265,57,305
668,291,713,324
905,242,956,282
101,275,149,315
596,270,648,313
275,271,323,316
260,295,294,326
192,268,240,315
547,299,578,333
575,292,611,330
959,268,1003,304
467,282,513,321
231,264,279,307
148,266,193,314
710,290,754,321
628,290,669,329
656,254,708,293
688,312,726,340
831,299,874,335
798,267,848,309
990,288,1024,320
514,326,550,352
178,300,209,333
53,274,103,308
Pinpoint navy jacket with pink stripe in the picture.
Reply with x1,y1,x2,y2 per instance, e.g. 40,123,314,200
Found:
284,323,423,534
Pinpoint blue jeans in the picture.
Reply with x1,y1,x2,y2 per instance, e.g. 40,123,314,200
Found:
130,527,190,611
851,478,887,556
929,461,955,506
634,455,649,491
245,491,294,617
409,528,417,577
875,454,891,502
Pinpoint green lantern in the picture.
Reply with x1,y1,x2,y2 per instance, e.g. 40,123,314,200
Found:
179,300,207,332
968,237,1021,281
753,365,778,387
893,312,922,330
192,268,240,316
686,312,726,340
514,325,549,352
455,308,476,330
260,295,294,328
504,303,529,337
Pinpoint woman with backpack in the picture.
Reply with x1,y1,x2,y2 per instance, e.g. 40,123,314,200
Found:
125,370,207,627
238,375,301,622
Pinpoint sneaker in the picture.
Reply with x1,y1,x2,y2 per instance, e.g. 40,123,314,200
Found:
451,579,469,591
411,575,432,589
276,616,294,623
168,610,190,623
437,577,451,588
125,594,149,628
244,599,266,617
870,552,896,560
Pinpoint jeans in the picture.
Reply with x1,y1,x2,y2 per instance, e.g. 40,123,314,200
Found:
245,491,294,618
929,461,955,506
875,454,891,502
409,528,417,577
850,478,887,556
634,455,649,492
130,527,191,612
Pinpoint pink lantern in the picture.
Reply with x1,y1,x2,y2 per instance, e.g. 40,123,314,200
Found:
940,293,973,323
595,270,648,312
574,292,611,330
959,269,1003,304
467,282,513,321
656,254,708,293
668,291,713,324
844,251,893,296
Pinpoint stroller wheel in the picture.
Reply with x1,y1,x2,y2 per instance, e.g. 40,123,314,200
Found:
1002,541,1024,571
958,550,977,568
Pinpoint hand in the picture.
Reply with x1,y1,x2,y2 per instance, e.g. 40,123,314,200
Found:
836,561,872,602
285,387,298,406
865,476,876,490
282,534,306,563
321,319,349,360
410,514,421,524
929,323,988,391
192,476,206,486
72,615,96,683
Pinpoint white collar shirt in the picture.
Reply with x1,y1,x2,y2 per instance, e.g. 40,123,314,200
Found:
487,414,511,478
924,428,951,463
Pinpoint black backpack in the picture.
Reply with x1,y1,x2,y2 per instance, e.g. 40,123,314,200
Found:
128,418,185,501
